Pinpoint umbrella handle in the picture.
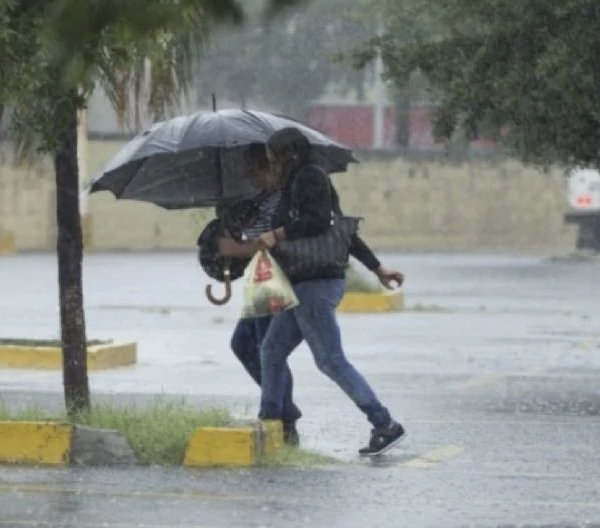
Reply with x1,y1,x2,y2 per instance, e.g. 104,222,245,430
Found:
206,269,232,306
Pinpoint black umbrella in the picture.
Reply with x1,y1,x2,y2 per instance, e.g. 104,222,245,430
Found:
89,106,358,305
89,108,358,210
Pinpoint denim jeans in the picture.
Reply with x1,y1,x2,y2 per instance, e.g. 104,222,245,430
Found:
230,315,302,423
259,278,392,429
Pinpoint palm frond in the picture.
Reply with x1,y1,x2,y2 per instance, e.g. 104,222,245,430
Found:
3,0,291,154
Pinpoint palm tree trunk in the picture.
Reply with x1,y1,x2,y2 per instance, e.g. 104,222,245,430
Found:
54,101,90,416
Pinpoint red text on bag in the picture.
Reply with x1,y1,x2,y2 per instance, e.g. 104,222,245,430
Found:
254,253,273,282
269,297,283,312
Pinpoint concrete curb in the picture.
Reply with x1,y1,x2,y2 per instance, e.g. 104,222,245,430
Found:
0,231,17,256
71,426,139,466
183,420,283,468
338,290,405,313
0,422,72,465
0,340,137,370
0,420,284,468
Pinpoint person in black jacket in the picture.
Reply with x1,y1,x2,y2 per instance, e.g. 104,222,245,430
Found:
255,127,406,456
218,141,403,451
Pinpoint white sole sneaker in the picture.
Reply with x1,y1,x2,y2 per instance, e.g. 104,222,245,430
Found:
360,431,408,458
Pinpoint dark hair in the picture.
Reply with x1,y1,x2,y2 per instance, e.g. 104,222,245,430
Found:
244,142,270,172
266,127,311,177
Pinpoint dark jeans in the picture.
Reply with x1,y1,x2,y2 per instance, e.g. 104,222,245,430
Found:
230,315,302,423
259,279,392,429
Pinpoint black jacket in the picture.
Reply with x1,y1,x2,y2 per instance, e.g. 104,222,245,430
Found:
271,165,380,277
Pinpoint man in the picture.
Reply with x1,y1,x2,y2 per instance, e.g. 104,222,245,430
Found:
216,142,404,448
198,144,303,445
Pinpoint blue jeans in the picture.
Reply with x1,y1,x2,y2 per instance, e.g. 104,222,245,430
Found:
259,279,392,429
230,315,302,423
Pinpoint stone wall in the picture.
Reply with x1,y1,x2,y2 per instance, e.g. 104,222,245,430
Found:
0,140,576,253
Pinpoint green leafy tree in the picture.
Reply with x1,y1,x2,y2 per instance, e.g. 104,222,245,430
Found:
1,0,306,416
354,0,600,167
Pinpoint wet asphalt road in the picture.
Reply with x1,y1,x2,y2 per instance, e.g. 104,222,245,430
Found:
1,251,600,527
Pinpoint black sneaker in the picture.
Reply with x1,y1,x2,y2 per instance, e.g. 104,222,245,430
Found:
359,422,406,457
283,422,300,447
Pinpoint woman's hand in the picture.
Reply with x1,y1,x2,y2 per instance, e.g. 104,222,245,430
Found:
258,231,278,249
258,228,285,249
375,266,404,289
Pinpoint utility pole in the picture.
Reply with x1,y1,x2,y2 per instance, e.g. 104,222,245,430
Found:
77,108,88,217
77,108,92,250
372,18,385,149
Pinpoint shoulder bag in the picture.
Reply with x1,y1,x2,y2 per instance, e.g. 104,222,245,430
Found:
272,166,360,283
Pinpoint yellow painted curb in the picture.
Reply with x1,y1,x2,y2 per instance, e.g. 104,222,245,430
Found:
338,290,405,313
0,231,17,256
183,420,285,468
260,420,284,455
0,421,72,465
87,342,137,370
0,341,137,371
183,426,259,468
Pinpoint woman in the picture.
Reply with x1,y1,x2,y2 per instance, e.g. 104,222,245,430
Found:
255,127,406,456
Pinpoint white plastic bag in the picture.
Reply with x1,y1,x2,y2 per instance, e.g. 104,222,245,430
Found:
241,250,299,319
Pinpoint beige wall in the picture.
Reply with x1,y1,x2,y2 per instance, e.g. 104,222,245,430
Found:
0,147,56,250
0,140,576,253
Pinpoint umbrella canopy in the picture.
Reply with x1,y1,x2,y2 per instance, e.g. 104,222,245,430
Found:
89,109,358,210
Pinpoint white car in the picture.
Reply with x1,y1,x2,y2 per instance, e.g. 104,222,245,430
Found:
567,167,600,212
564,167,600,251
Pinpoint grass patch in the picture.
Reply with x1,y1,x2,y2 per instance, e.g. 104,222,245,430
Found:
73,399,232,465
0,338,111,347
344,262,383,294
0,397,232,466
262,445,340,467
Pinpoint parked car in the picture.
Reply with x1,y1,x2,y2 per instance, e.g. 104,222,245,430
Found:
564,167,600,251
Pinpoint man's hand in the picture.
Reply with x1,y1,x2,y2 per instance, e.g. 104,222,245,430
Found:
258,230,278,249
375,266,404,290
217,236,242,257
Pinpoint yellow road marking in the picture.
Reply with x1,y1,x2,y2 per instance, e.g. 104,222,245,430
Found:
454,373,508,391
399,444,464,469
572,338,600,350
0,523,215,528
0,483,263,503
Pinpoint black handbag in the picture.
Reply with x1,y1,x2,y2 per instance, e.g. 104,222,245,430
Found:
272,214,360,283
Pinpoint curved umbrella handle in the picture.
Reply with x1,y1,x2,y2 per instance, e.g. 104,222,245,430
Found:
206,269,232,306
